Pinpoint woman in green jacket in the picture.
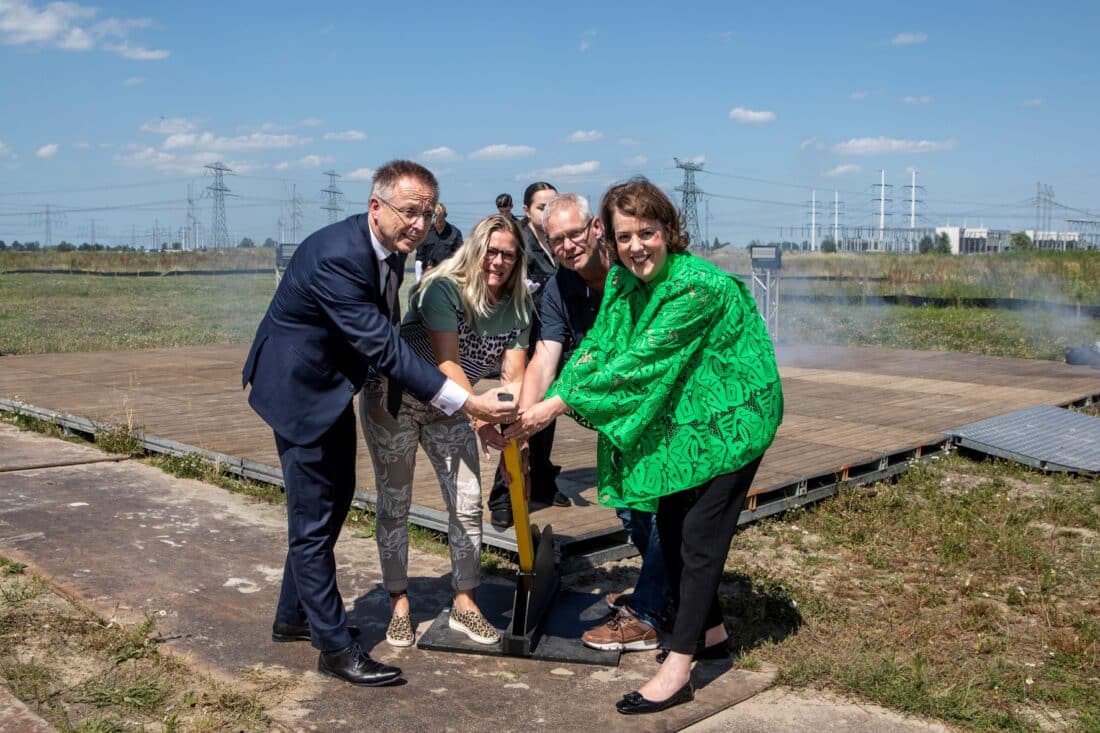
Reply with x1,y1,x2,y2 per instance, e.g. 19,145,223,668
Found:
509,178,783,715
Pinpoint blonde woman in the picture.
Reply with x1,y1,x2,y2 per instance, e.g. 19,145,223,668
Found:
360,214,533,648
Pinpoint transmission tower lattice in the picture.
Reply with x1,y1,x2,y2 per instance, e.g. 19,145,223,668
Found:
289,185,304,244
321,170,344,224
205,162,232,249
674,158,705,249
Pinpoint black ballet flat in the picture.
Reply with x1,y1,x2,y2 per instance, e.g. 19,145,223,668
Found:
615,681,694,715
655,641,730,664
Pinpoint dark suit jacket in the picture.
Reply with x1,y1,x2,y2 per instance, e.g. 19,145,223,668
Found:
242,214,445,444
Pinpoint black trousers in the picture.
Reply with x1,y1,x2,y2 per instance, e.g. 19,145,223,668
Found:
273,404,357,653
656,457,762,655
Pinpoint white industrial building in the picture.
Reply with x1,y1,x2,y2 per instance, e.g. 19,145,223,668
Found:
934,227,1091,254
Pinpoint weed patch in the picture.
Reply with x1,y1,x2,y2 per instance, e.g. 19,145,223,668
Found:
727,453,1100,730
0,562,275,731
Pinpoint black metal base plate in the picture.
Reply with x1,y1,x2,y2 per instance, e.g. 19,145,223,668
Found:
416,582,620,666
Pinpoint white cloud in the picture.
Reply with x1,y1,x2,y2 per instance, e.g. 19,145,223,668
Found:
729,106,776,124
162,131,311,152
0,1,169,59
0,1,95,45
892,31,927,46
419,146,461,163
323,129,366,142
114,145,245,175
121,76,143,87
0,139,11,156
824,163,860,177
72,141,90,149
901,95,934,105
520,160,600,180
850,90,870,101
114,145,174,168
716,30,734,44
468,144,536,160
274,154,329,170
344,167,374,181
104,42,168,60
579,28,596,52
800,137,823,151
36,143,58,158
1022,98,1043,107
832,136,955,155
623,155,648,167
618,137,639,146
141,117,198,135
301,118,323,127
566,129,603,143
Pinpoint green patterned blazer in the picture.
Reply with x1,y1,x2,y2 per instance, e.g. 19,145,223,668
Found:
547,251,783,512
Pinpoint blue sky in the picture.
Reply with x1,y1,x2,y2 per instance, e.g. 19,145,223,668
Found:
0,0,1097,247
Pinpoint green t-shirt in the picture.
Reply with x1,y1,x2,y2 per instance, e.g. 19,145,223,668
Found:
401,277,531,384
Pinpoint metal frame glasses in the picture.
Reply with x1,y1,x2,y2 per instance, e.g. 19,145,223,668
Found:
377,196,434,223
548,218,592,250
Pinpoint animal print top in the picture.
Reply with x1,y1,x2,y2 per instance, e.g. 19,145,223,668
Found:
400,277,531,385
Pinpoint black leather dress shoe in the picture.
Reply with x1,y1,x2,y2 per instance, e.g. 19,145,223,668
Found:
616,681,694,715
272,621,360,643
490,507,513,531
318,642,402,687
272,620,310,642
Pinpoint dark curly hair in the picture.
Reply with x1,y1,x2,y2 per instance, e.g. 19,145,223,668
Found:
599,177,689,263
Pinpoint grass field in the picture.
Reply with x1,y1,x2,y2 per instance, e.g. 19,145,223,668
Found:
2,248,1100,356
721,452,1100,732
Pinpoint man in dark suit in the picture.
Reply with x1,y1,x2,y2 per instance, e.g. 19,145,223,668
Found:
242,160,516,687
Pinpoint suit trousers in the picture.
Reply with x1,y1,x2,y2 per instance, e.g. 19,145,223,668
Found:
656,457,762,655
273,404,357,653
360,386,484,593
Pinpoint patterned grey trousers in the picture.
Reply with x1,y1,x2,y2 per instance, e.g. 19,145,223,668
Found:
359,385,484,593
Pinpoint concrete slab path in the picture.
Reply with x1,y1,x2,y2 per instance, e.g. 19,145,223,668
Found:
0,423,946,732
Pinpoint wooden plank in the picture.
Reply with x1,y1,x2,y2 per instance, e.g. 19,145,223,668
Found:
2,344,1099,551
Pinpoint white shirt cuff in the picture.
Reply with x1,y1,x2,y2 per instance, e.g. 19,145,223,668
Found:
430,378,468,416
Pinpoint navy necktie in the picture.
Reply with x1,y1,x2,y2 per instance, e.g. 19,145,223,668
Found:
382,253,399,320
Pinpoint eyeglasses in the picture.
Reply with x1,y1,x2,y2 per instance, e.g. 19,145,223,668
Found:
484,247,518,264
548,219,592,250
377,197,434,223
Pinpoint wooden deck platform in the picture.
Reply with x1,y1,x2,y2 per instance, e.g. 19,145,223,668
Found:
2,344,1098,556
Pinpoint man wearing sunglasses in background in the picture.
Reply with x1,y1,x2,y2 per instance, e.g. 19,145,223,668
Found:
242,159,517,688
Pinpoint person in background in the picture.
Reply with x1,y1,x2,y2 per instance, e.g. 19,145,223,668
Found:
414,202,463,281
508,191,670,654
496,192,520,222
518,181,559,293
361,214,533,649
242,159,516,688
508,178,783,714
